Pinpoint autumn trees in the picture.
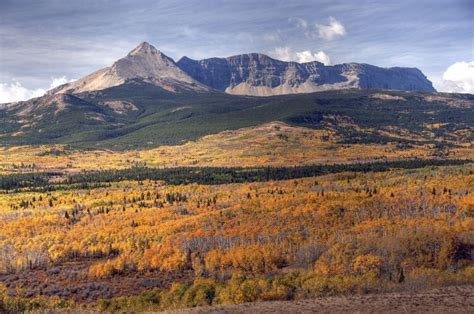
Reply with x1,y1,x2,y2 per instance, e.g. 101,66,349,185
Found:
0,163,473,310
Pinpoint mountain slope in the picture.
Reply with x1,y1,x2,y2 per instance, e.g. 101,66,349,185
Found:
0,84,471,149
50,42,209,94
177,53,436,96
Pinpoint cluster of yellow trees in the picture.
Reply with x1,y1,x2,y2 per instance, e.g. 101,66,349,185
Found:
0,164,473,308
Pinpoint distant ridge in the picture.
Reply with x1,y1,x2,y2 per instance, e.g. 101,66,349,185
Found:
177,53,436,96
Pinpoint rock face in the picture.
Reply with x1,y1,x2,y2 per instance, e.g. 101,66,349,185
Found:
50,42,209,94
177,53,436,96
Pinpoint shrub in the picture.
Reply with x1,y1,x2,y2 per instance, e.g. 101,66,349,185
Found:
89,254,136,278
205,244,287,274
352,254,383,278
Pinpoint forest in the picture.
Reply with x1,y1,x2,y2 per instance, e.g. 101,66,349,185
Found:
0,161,472,312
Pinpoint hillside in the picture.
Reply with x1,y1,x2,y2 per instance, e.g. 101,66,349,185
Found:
0,87,472,149
1,121,473,177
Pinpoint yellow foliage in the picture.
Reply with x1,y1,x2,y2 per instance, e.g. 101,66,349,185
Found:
352,254,383,277
0,162,472,305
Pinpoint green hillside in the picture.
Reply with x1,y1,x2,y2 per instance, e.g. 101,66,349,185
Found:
0,83,472,149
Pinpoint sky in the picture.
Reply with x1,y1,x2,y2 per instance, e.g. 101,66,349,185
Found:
0,0,473,102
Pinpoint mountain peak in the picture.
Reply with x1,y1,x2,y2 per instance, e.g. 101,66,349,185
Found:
128,41,160,56
50,42,209,94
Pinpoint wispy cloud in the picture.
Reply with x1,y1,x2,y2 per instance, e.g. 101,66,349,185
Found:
288,17,308,30
316,17,346,40
288,16,346,41
288,17,314,39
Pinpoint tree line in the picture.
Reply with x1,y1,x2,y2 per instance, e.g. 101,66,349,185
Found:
0,158,470,190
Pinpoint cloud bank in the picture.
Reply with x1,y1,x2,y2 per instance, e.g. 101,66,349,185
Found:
440,61,474,93
272,47,331,65
0,76,73,103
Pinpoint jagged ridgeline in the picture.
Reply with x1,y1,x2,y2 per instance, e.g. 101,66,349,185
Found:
0,42,472,149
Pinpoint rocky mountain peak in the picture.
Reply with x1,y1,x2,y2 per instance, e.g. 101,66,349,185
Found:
50,42,209,94
128,41,158,56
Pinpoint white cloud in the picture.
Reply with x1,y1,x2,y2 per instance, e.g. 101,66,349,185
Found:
295,51,331,65
0,76,74,103
316,17,346,40
271,47,331,65
49,76,72,89
272,47,293,61
440,61,474,93
0,82,45,104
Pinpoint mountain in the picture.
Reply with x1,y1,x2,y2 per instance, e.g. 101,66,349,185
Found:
177,53,436,96
1,42,470,149
48,42,435,97
50,42,209,94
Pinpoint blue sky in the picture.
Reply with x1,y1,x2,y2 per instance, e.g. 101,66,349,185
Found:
0,0,473,101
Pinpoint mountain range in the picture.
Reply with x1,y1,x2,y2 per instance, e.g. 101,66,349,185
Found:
1,42,471,149
177,53,436,96
49,42,435,96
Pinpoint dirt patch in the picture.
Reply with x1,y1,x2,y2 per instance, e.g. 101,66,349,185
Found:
173,285,474,314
